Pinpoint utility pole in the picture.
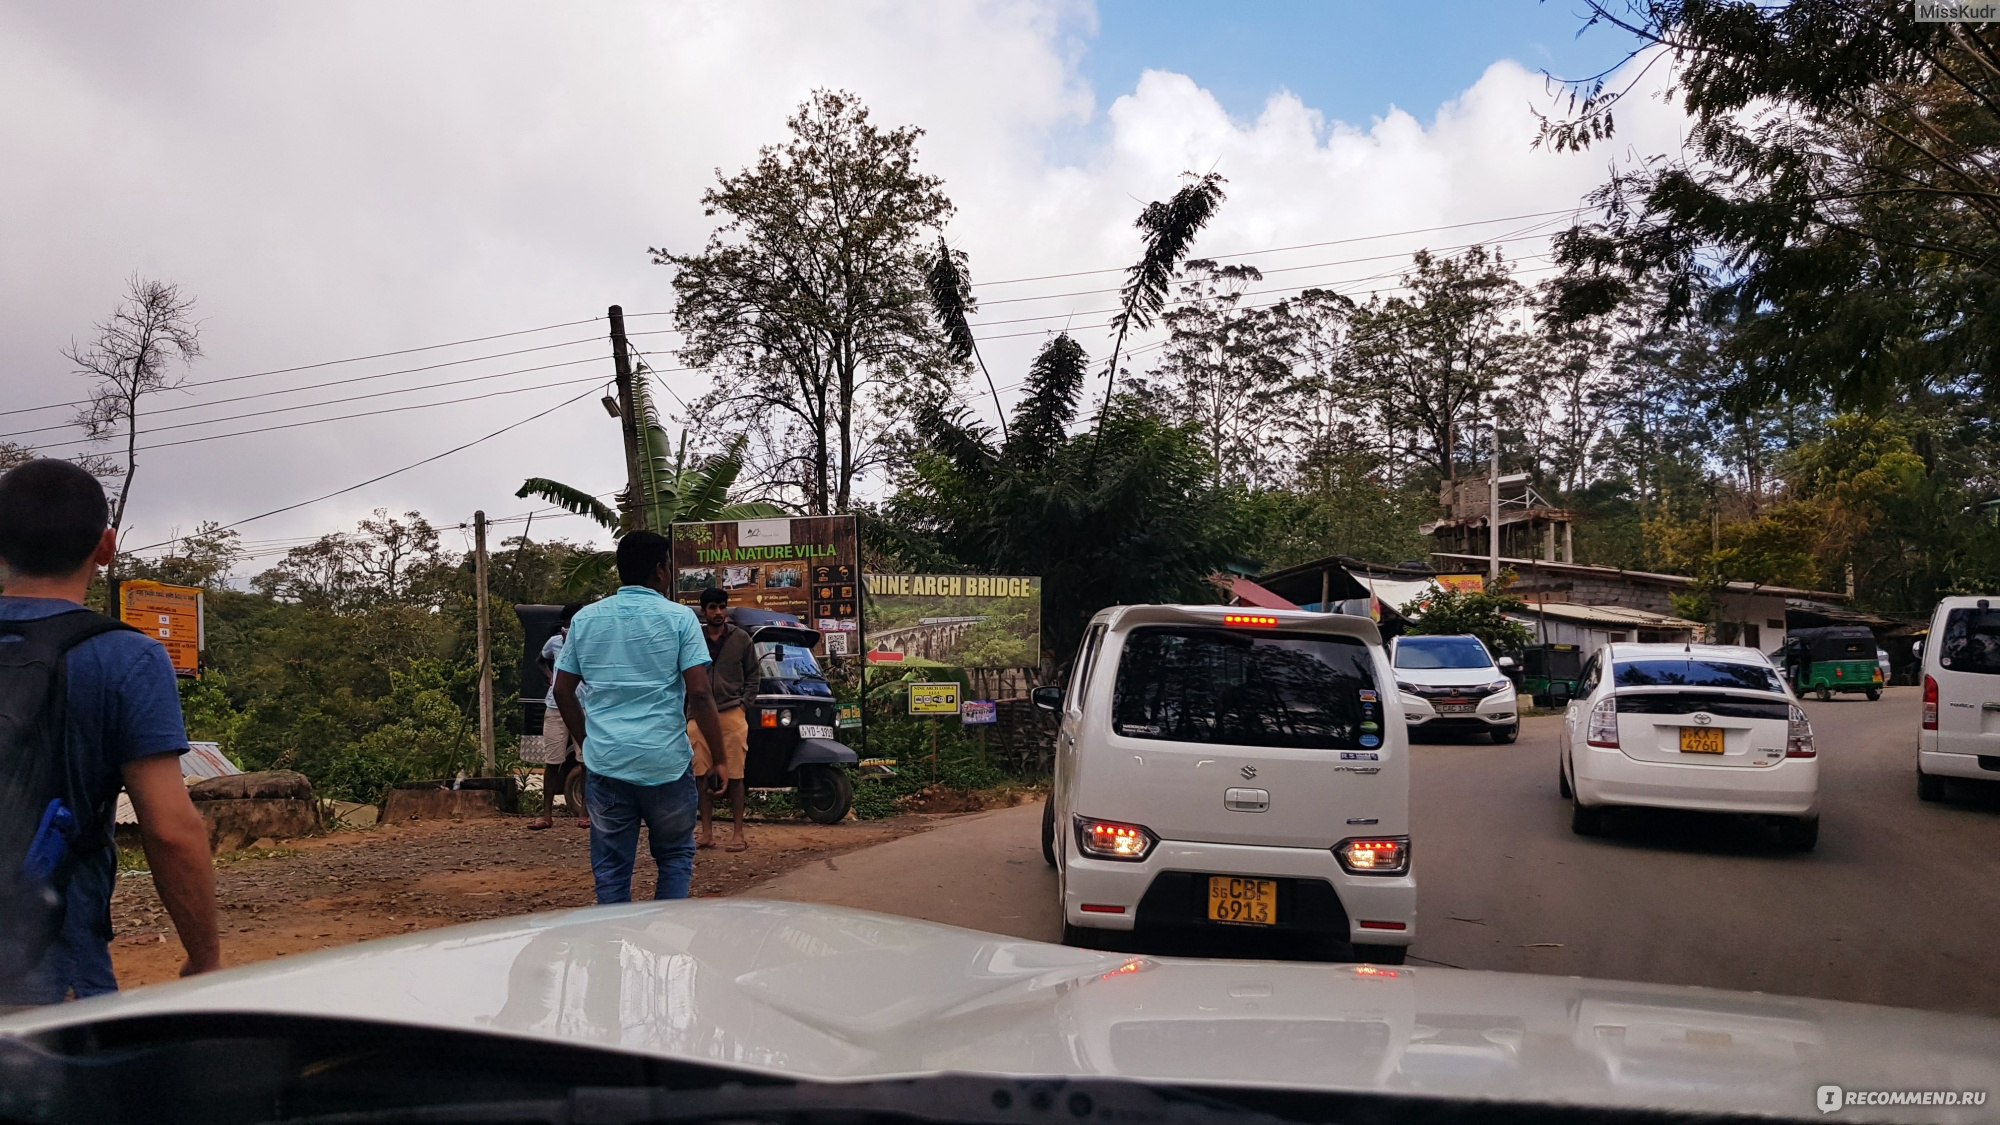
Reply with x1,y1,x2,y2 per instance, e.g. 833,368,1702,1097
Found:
1487,415,1501,586
473,510,496,776
608,305,644,531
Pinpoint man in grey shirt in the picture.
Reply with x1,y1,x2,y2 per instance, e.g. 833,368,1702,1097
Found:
689,587,761,852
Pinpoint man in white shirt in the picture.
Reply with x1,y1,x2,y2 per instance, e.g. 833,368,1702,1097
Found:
526,603,588,829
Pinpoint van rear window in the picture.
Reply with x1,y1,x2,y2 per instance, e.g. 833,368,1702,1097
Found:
1940,608,2000,676
1110,627,1379,750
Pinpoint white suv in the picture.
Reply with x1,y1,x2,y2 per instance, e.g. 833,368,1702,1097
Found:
1917,595,2000,802
1391,634,1521,743
1036,605,1415,964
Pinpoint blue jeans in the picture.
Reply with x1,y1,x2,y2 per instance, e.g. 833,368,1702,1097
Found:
586,771,698,904
0,860,118,1007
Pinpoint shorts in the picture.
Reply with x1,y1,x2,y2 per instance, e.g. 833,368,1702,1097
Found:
523,707,577,766
689,706,749,781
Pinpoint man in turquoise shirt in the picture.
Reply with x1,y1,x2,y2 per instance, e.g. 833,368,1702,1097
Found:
553,530,726,903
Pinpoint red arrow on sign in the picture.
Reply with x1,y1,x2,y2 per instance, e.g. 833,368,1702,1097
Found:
867,650,906,664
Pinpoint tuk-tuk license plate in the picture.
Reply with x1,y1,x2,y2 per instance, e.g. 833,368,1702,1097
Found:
1679,727,1725,754
1438,701,1476,714
796,724,835,740
1207,877,1277,926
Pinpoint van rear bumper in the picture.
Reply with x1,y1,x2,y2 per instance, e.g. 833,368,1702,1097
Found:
1920,749,2000,782
1064,838,1416,947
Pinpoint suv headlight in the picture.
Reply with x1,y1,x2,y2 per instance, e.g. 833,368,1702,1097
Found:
1074,816,1156,861
1335,836,1411,875
1483,679,1513,695
1396,681,1421,695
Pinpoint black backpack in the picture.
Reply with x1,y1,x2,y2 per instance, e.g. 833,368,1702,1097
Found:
0,609,135,985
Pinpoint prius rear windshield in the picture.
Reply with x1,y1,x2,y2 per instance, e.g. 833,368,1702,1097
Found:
1940,608,2000,676
1612,659,1784,693
1110,627,1380,750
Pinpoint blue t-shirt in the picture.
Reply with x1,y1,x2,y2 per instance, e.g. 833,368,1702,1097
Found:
0,597,188,998
554,586,709,786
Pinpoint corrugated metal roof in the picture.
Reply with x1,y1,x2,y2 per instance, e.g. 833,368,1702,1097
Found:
115,742,239,825
1509,602,1702,629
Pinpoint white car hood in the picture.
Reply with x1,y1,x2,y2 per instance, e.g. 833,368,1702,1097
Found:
3,900,1995,1123
1394,666,1505,690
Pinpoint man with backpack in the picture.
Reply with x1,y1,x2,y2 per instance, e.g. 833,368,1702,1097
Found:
0,459,220,1005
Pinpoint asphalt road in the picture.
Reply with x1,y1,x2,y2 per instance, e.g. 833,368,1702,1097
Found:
755,685,2000,1016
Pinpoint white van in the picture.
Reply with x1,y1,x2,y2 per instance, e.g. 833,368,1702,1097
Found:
1918,595,2000,801
1035,605,1416,963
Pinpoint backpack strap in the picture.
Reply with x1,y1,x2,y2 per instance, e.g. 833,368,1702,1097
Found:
0,608,138,667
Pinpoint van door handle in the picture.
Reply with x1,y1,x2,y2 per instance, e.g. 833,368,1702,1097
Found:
1984,702,2000,712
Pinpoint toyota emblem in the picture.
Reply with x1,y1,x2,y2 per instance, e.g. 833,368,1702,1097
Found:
1694,713,1713,726
1240,765,1258,780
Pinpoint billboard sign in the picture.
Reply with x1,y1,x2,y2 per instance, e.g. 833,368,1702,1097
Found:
119,580,203,677
1436,574,1486,594
908,681,961,716
671,515,860,658
862,573,1041,668
960,699,998,726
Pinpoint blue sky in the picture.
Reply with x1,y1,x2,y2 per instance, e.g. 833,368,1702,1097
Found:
1082,0,1630,126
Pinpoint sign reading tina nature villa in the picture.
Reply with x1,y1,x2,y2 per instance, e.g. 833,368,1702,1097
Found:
118,580,204,677
670,516,860,657
863,573,1041,669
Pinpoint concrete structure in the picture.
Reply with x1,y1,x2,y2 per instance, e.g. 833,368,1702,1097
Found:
1433,553,1845,654
1426,475,1579,563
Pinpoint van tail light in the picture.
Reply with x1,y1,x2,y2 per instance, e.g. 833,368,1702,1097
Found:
1335,836,1410,875
1223,613,1279,629
1923,675,1939,730
1074,816,1156,861
1786,704,1816,758
1586,697,1619,748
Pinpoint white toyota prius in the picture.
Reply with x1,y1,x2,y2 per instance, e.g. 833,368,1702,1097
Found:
1559,643,1820,850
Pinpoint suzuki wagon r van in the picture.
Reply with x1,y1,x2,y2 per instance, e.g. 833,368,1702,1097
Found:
1035,605,1415,964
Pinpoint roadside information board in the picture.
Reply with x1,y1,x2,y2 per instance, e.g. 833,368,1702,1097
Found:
119,580,203,677
908,681,961,716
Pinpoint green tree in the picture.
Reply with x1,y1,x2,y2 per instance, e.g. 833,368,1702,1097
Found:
882,333,1243,663
516,374,785,595
656,89,957,513
1544,1,2000,411
1400,580,1535,654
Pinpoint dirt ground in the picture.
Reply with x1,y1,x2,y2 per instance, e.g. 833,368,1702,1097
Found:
109,814,931,988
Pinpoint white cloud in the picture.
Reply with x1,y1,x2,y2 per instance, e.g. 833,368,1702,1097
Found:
0,1,1679,566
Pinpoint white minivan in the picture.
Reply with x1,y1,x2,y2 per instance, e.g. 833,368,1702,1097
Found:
1917,595,2000,801
1035,605,1416,964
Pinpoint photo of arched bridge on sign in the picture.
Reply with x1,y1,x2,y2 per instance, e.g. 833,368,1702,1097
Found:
863,574,1041,669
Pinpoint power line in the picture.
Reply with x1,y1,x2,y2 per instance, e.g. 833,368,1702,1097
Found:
40,372,608,456
121,384,603,554
3,315,608,421
2,352,611,443
961,207,1582,288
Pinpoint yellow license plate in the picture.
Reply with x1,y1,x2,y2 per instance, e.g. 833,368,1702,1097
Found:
1207,876,1277,926
1679,727,1725,754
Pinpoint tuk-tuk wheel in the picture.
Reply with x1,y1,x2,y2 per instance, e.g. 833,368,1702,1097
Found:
1865,688,1881,702
1818,688,1833,702
797,764,853,824
562,763,588,817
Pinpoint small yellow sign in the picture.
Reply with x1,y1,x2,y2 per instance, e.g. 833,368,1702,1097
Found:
119,580,203,677
908,681,961,716
1436,574,1486,594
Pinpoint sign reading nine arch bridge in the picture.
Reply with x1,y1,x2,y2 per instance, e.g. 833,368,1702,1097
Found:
863,573,1042,669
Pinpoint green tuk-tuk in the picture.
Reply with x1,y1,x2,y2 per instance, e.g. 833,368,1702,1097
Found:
1519,643,1583,707
1781,625,1883,701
